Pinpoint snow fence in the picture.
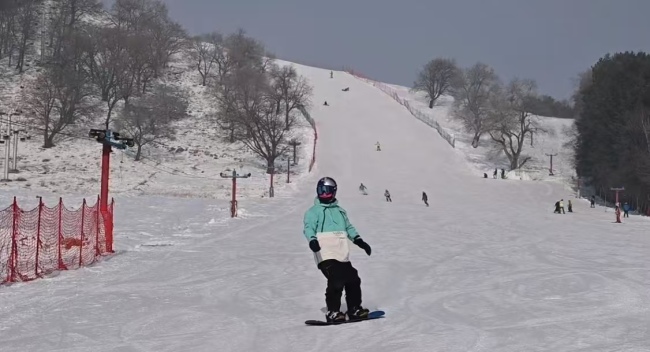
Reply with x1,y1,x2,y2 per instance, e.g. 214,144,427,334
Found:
298,105,318,172
0,197,114,285
344,68,455,148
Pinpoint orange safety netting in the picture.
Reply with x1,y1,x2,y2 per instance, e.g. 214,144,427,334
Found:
0,196,114,285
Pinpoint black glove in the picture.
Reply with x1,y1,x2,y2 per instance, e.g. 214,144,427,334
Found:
309,239,321,252
353,238,371,256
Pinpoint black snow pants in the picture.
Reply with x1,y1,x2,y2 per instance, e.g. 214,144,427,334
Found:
318,259,362,312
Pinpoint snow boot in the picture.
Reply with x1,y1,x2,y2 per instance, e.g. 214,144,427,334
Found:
326,311,346,323
347,306,370,320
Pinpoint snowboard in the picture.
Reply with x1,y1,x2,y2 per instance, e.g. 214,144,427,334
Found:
305,310,385,326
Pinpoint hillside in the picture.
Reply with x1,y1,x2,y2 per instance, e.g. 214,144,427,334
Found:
0,2,314,200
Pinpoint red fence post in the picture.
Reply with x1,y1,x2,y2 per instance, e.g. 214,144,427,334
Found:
95,195,100,256
79,199,86,267
9,197,18,282
35,197,43,278
57,197,65,270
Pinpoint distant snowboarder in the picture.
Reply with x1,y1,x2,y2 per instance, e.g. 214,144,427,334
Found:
422,192,429,207
303,177,372,323
615,205,622,223
623,202,630,217
330,71,333,78
554,201,561,214
384,189,392,202
568,200,573,213
590,195,596,208
376,142,381,151
559,199,566,214
359,183,368,195
342,87,349,92
493,168,497,179
323,101,329,106
500,169,505,179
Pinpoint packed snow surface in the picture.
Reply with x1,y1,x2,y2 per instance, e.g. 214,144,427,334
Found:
0,62,648,352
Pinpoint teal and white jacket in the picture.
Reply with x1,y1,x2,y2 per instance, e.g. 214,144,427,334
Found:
303,198,360,265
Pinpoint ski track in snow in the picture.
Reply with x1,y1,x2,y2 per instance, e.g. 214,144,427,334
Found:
0,62,649,351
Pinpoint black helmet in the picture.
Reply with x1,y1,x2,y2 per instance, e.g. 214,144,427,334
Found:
316,177,337,201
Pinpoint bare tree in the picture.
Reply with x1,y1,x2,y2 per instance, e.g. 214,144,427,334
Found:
0,4,18,62
488,78,544,170
191,32,222,86
26,61,95,147
218,66,295,172
413,58,458,108
116,83,188,160
450,62,500,148
269,64,312,127
60,0,102,28
14,0,37,73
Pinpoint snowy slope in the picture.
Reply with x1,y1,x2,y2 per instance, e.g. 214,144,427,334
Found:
357,79,577,188
0,62,648,352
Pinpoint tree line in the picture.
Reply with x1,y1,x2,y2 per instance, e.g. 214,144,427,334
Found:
413,58,547,170
573,52,650,213
0,0,312,171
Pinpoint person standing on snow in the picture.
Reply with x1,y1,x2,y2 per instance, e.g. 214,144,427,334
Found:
623,202,630,217
559,199,566,214
590,195,596,208
376,142,381,151
384,189,392,202
422,192,429,207
303,177,372,323
568,200,573,213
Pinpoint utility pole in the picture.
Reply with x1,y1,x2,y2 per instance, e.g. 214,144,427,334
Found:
286,158,291,183
89,129,134,253
545,153,557,176
10,130,21,172
219,169,251,218
1,134,10,181
288,139,301,164
610,187,624,206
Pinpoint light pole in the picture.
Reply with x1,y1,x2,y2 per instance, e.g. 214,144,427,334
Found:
219,169,251,217
610,187,624,206
10,129,21,173
286,158,292,183
1,134,10,181
545,153,557,176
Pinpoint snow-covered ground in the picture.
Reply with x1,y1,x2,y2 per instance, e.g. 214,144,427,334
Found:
0,62,648,352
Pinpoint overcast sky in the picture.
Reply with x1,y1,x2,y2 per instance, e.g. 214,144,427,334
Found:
103,0,650,100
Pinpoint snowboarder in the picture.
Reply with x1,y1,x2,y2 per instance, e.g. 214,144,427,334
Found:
422,192,429,207
590,195,596,208
615,205,622,223
323,101,329,106
359,183,368,195
622,202,630,217
303,177,372,323
342,87,350,92
483,173,488,178
559,199,566,214
568,200,573,213
384,189,392,202
375,142,381,151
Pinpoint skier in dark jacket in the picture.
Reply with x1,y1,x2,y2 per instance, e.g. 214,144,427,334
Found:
590,195,596,208
623,202,630,217
422,192,429,207
384,189,392,202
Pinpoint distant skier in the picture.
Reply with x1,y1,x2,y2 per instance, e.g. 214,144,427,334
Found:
623,202,630,217
559,199,566,214
323,101,329,106
384,189,392,202
615,205,622,223
493,168,497,179
422,192,429,207
500,169,505,179
303,177,372,323
359,183,368,195
568,200,573,213
376,142,381,151
590,195,596,208
330,71,333,78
